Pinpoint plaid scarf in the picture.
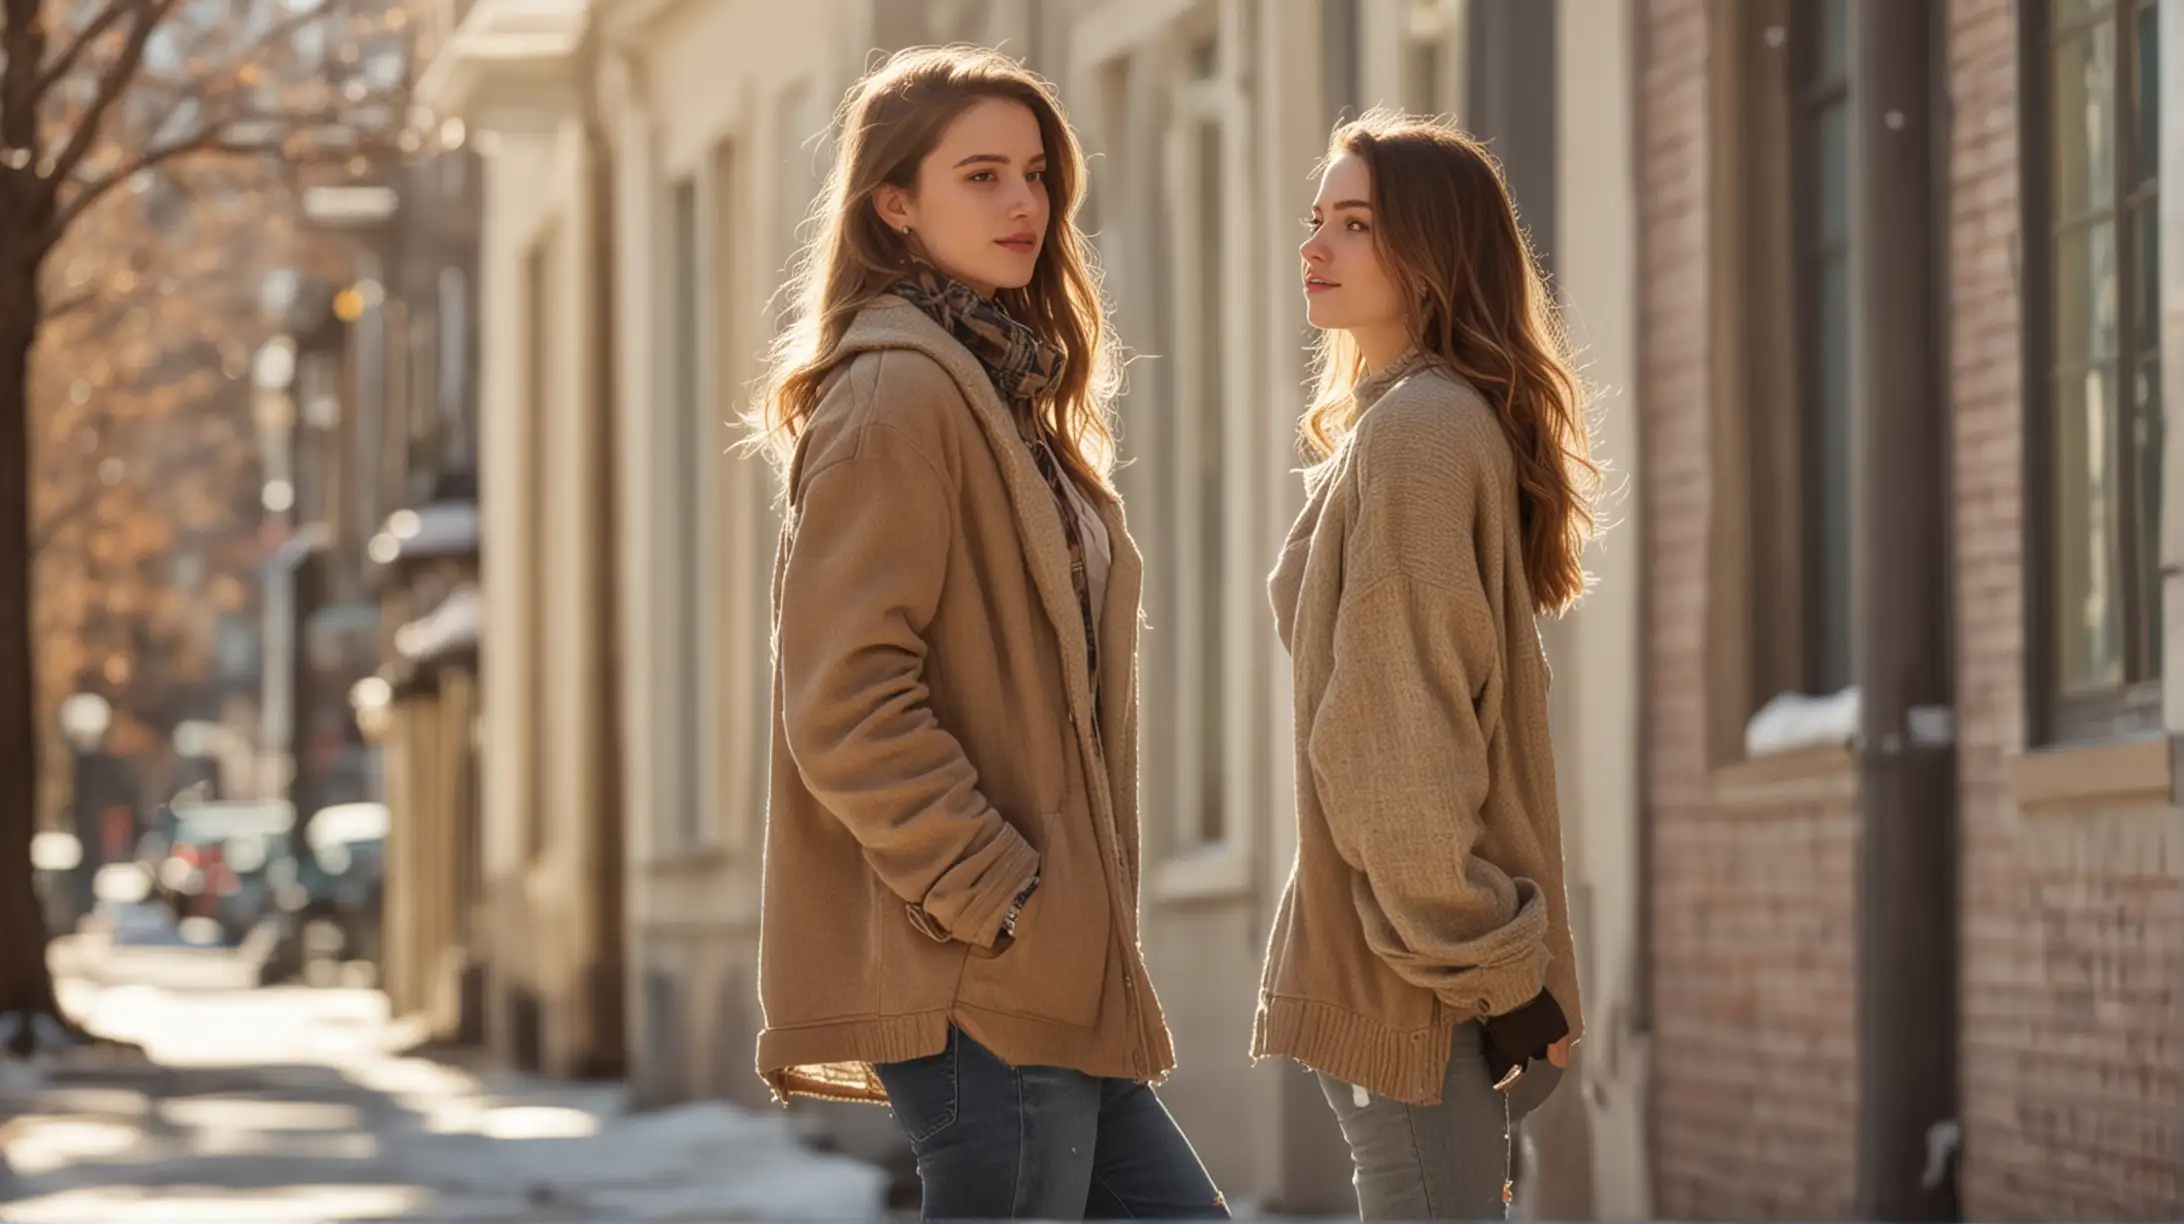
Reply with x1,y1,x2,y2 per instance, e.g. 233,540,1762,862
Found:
892,264,1102,732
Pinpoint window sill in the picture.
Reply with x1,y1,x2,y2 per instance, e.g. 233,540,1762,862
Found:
2007,734,2178,812
1151,843,1251,904
1710,742,1859,806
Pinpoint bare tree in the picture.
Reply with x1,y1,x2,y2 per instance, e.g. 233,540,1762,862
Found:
0,0,409,1045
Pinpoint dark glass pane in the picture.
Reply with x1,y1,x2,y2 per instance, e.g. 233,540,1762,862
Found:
1321,0,1362,124
1195,116,1226,846
2056,220,2120,362
2134,1,2159,184
1190,37,1218,80
2136,357,2163,680
1403,38,1446,118
2134,200,2160,341
1814,253,1854,694
1816,0,1850,83
671,179,702,846
2053,23,2118,220
1818,100,1851,248
2056,365,2126,693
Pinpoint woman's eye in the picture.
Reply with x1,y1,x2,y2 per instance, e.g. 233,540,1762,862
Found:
968,171,995,182
1347,219,1368,232
1027,169,1046,183
1302,216,1321,231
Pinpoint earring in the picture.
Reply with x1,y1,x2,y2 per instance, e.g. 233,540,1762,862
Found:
900,226,912,236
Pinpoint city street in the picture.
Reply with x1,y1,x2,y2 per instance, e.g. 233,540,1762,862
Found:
0,939,886,1223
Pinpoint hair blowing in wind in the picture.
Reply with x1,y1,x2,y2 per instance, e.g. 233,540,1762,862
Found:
1305,109,1601,615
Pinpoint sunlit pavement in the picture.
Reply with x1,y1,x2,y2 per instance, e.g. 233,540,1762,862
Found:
0,940,885,1223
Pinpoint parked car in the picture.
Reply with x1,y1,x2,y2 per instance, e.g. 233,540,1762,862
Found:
293,802,388,969
151,799,297,945
30,830,83,934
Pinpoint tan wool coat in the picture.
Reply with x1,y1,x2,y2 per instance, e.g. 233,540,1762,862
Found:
1253,350,1585,1106
756,295,1173,1104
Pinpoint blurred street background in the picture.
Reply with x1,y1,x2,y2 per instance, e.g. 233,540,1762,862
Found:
0,0,2180,1220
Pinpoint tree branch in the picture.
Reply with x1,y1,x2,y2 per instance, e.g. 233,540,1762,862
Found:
40,0,376,249
30,483,113,558
34,0,137,103
31,432,241,556
40,287,101,323
46,120,286,239
41,0,175,206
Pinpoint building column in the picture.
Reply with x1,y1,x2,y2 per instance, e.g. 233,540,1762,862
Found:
1552,0,1650,1214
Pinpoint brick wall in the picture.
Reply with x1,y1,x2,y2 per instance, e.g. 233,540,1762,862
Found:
1947,0,2184,1215
1638,0,1861,1216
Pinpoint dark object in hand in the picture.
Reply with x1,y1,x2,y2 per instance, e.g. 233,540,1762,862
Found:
1482,989,1568,1090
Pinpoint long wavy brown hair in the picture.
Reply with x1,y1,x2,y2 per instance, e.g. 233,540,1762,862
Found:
750,46,1118,491
1305,109,1600,614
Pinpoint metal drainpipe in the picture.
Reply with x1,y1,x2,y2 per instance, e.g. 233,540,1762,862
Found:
1850,2,1959,1217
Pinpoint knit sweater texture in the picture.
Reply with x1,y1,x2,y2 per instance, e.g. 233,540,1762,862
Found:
1252,350,1584,1105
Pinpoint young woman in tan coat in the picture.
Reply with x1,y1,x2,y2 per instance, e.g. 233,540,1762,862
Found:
748,46,1223,1221
1254,110,1599,1220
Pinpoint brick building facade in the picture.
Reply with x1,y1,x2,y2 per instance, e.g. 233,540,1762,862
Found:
1639,0,2181,1215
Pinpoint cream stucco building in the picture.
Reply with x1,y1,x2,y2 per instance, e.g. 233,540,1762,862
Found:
415,0,1647,1213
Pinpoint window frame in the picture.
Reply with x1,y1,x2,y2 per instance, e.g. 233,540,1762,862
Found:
1162,36,1233,854
661,174,713,853
1715,0,1860,764
2022,0,2167,746
519,230,555,861
710,130,776,860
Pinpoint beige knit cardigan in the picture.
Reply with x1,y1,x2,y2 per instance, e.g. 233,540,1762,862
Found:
1253,350,1584,1106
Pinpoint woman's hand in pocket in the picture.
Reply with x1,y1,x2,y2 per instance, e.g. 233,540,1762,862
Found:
968,876,1041,960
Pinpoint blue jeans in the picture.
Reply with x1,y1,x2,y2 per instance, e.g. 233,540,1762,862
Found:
873,1027,1229,1220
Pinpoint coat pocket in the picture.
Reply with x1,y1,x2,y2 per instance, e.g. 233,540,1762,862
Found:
954,808,1111,1026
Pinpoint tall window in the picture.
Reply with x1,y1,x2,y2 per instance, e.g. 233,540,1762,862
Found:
668,177,705,848
407,305,438,503
773,83,822,331
1727,0,1857,743
1794,0,1854,696
438,267,474,471
520,233,555,859
2030,0,2164,742
1165,35,1230,849
1401,0,1462,118
712,136,772,855
1322,0,1361,123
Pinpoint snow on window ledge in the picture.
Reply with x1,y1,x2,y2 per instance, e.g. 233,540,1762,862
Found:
1744,686,1860,758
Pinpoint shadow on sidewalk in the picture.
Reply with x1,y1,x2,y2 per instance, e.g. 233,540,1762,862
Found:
0,981,885,1222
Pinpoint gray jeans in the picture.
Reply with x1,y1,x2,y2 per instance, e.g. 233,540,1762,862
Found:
1316,1021,1562,1220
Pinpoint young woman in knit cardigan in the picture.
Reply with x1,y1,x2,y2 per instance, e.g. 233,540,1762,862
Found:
748,46,1224,1221
1254,109,1599,1220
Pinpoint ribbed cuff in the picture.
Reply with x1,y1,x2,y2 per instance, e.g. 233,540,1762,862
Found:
952,827,1042,950
1431,936,1550,1018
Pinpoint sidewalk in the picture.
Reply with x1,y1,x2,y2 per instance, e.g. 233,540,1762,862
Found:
0,942,887,1223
